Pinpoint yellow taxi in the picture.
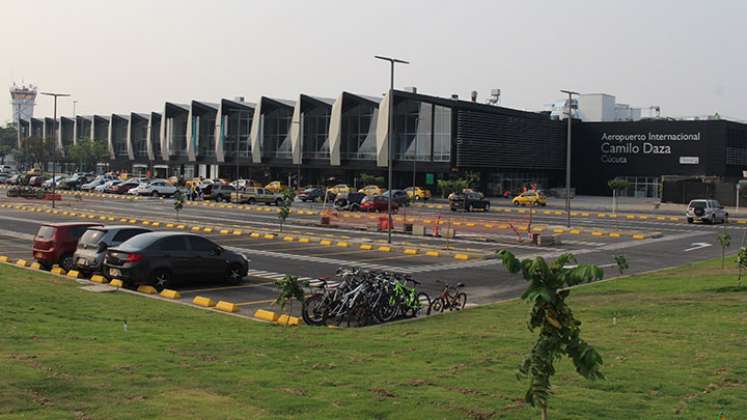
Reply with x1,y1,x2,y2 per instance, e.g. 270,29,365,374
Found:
265,181,288,193
359,185,384,196
512,191,547,207
327,184,351,196
405,186,432,201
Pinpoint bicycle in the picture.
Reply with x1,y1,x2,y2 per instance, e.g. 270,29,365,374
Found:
429,280,467,313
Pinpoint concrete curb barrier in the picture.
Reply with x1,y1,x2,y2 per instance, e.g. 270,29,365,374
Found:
90,275,108,284
277,314,300,326
193,296,216,307
15,259,29,267
160,289,181,299
110,279,124,288
254,309,280,322
0,256,8,263
137,285,158,295
30,262,41,270
66,269,81,278
216,300,239,313
51,267,66,275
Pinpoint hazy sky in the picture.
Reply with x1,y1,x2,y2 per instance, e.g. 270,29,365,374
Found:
2,0,745,123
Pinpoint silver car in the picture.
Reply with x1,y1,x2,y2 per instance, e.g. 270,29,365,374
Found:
73,226,152,275
686,199,728,224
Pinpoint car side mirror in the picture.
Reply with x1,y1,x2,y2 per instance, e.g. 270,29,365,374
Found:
97,242,108,252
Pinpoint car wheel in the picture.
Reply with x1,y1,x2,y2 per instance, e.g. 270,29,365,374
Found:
151,191,159,197
60,254,75,272
513,201,520,206
351,204,360,212
687,218,693,224
710,215,716,225
484,203,490,212
226,263,244,284
275,198,282,206
248,198,256,205
152,269,173,292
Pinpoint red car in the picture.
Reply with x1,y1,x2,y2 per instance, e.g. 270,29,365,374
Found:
360,195,399,213
33,222,103,271
112,180,140,194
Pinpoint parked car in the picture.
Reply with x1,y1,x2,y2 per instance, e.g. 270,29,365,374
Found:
326,184,350,200
0,165,14,173
33,222,104,271
129,179,178,197
101,179,123,193
383,190,409,207
231,187,281,205
73,226,152,276
404,186,432,201
360,195,399,213
58,172,95,190
208,184,236,202
297,187,324,202
687,199,728,224
449,192,491,212
334,192,366,211
28,175,47,187
42,175,67,189
359,185,384,196
265,181,287,193
512,191,547,207
103,232,249,289
81,175,114,191
112,179,141,194
7,174,21,185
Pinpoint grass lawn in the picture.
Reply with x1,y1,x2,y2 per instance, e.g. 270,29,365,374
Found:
1,260,746,419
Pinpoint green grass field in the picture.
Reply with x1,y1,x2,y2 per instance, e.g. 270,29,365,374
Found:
1,259,746,419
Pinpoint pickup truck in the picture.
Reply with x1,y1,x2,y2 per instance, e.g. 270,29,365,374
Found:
230,187,283,205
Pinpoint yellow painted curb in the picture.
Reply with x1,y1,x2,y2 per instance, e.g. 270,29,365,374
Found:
569,229,581,235
151,222,161,227
137,285,158,295
110,279,124,288
378,245,392,252
277,314,300,326
30,262,41,270
454,254,470,261
216,300,240,313
15,259,29,267
51,267,66,275
193,296,216,307
66,269,81,278
191,226,202,232
632,234,646,240
359,244,373,250
553,228,566,234
283,236,295,242
320,239,332,246
176,224,185,229
0,256,8,263
232,230,243,235
142,220,151,225
250,232,261,238
166,223,175,228
609,232,622,238
220,229,230,235
263,234,275,240
336,241,350,248
90,275,107,284
128,219,137,224
254,309,280,322
403,248,418,255
160,289,181,299
591,231,604,237
425,250,440,257
203,227,214,233
299,237,310,243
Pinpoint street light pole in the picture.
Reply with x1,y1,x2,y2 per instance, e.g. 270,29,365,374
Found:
561,89,579,228
41,91,71,209
375,55,409,244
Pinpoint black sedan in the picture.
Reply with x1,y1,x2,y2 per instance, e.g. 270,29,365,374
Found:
449,192,491,212
383,190,409,207
297,187,323,202
103,232,249,290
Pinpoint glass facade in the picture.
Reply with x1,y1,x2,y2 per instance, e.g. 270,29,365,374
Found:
222,112,252,160
112,118,128,158
133,120,148,158
302,107,331,159
167,114,188,158
619,176,661,198
433,105,451,162
261,108,292,160
393,101,432,161
195,115,216,158
341,102,378,160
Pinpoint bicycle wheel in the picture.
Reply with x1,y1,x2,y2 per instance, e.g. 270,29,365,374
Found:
430,297,445,313
450,293,467,311
409,292,431,317
375,296,399,323
302,294,327,326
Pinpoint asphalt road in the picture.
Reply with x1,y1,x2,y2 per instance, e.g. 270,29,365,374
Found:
0,193,739,320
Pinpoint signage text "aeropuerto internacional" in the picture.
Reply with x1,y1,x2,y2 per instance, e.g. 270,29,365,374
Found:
601,132,702,142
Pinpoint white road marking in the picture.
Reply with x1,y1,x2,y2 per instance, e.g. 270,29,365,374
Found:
684,242,712,252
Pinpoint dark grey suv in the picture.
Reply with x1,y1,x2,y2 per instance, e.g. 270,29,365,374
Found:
103,232,249,290
73,226,152,276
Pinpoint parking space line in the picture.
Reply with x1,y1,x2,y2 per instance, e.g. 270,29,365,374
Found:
236,298,276,306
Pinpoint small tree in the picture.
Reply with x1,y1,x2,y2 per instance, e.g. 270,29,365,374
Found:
736,247,747,286
173,189,185,222
717,228,731,269
274,274,308,326
277,187,296,232
498,250,625,420
607,179,631,215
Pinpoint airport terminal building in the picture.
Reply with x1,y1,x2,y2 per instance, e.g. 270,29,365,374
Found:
20,89,747,200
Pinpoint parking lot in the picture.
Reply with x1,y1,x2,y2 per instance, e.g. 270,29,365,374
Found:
0,189,742,323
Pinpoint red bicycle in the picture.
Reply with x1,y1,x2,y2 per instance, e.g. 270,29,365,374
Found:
430,281,467,313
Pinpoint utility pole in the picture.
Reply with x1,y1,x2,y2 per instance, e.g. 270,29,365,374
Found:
561,90,579,228
41,91,71,209
375,55,410,244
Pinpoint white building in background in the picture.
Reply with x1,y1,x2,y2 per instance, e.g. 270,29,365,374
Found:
10,82,37,123
546,93,657,122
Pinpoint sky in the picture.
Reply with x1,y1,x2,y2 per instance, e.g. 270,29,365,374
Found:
1,0,746,123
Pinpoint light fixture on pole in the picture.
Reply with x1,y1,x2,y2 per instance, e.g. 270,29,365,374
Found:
375,55,409,244
40,91,71,209
560,89,579,228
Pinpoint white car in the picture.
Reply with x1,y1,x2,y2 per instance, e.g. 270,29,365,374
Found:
42,175,68,189
686,199,728,224
97,179,121,192
130,180,177,197
81,175,114,191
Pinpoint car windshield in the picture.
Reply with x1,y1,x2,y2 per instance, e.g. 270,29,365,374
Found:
36,226,57,240
690,201,707,209
79,229,105,246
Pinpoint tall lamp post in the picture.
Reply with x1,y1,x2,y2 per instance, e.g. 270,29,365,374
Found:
560,89,579,228
41,91,71,209
375,55,409,244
